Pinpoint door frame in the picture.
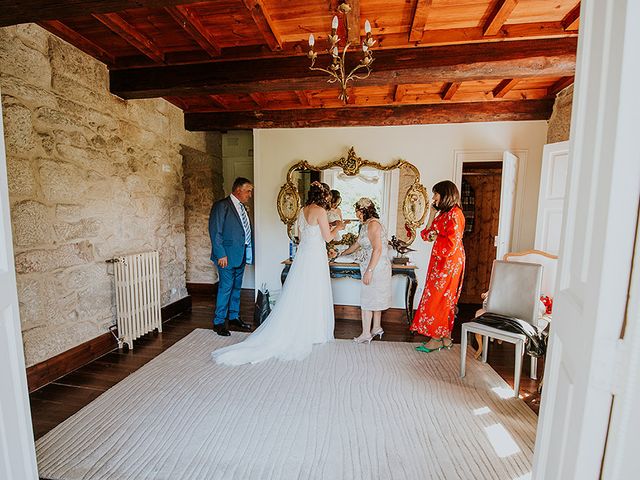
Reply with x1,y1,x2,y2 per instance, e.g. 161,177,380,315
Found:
0,88,39,478
453,149,528,253
532,0,640,477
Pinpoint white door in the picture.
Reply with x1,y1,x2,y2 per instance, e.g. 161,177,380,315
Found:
496,151,517,260
532,1,640,478
0,91,39,478
534,142,569,255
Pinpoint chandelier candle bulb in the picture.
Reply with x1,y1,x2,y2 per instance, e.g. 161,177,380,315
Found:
332,15,339,30
308,34,314,47
364,19,371,33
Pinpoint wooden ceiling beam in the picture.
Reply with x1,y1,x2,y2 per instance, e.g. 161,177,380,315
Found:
547,76,574,96
249,92,268,109
93,13,164,63
562,3,580,31
483,0,519,37
295,91,310,107
209,95,229,110
111,37,577,99
242,0,282,51
492,78,519,98
184,99,554,130
165,5,221,57
393,85,407,103
38,20,115,65
440,82,460,100
409,0,433,43
0,1,197,27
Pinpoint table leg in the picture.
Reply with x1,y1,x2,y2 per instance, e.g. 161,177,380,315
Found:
405,274,418,324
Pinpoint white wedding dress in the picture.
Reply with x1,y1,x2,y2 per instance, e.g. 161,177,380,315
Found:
212,210,335,365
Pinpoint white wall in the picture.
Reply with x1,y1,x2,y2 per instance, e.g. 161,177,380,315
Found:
254,121,548,307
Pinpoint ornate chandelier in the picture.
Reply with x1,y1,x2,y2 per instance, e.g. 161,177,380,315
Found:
307,5,375,104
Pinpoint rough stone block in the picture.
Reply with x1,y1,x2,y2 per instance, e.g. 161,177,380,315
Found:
54,218,102,241
6,157,37,197
0,30,51,89
2,102,38,154
11,200,55,247
48,35,108,91
14,241,95,274
39,158,87,202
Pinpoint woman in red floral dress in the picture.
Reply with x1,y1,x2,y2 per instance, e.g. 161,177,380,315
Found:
411,180,465,352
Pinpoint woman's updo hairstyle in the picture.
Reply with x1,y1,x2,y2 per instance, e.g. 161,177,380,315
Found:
354,197,379,221
306,181,331,210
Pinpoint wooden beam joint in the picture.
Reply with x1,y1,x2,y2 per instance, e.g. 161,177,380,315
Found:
483,0,519,37
441,82,460,100
492,78,519,98
409,0,433,43
93,12,164,63
166,5,221,57
242,0,282,51
562,3,580,31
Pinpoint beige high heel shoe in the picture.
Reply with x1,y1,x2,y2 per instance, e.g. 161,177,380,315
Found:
353,334,373,344
371,328,384,340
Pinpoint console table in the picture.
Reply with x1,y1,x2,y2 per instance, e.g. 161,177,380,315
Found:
280,260,418,323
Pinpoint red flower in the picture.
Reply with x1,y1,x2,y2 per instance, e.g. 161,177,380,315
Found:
540,295,553,315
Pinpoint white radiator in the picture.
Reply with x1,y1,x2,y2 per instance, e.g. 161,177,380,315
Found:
111,251,162,349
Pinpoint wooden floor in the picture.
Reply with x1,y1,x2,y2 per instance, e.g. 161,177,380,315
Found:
29,294,542,445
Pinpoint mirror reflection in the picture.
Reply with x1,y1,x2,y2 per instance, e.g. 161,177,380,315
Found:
292,163,421,244
278,148,429,247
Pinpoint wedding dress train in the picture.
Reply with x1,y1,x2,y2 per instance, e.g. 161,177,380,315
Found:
212,211,334,365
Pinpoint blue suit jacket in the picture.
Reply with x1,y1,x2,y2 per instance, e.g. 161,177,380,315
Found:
208,196,253,268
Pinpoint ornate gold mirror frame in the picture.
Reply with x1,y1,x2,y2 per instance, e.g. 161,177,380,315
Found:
277,147,429,245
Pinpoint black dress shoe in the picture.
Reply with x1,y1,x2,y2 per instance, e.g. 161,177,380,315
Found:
213,325,231,336
229,318,251,330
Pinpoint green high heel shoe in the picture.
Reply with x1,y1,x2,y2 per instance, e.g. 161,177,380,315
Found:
416,339,444,353
416,344,443,353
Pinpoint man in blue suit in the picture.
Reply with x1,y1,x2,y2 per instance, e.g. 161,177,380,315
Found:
208,177,254,336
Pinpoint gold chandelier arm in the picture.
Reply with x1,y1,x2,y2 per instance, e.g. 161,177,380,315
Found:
339,42,351,83
346,63,372,81
309,65,339,79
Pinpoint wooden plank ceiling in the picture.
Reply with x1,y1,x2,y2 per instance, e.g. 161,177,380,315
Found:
2,0,580,130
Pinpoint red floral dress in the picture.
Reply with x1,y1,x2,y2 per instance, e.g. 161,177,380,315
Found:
410,206,465,338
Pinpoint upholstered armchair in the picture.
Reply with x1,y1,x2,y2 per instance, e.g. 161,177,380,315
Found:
460,260,544,397
472,250,558,378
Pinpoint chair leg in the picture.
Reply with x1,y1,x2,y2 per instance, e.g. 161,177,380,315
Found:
530,356,538,380
514,341,524,397
481,335,489,363
460,328,468,378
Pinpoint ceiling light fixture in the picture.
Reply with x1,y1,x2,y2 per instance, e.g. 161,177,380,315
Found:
307,3,375,104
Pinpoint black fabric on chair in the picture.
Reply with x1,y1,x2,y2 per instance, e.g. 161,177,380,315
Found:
474,313,548,357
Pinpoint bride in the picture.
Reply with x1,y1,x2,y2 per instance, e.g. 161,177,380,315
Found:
212,182,344,366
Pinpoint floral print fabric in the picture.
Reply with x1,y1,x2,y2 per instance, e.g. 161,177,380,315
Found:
410,206,466,338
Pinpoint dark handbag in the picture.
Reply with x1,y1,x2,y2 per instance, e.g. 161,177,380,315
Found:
254,285,271,327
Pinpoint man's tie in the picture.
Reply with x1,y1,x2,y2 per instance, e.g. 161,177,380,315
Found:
239,204,252,245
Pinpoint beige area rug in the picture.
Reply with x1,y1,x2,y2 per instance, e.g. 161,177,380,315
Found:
36,329,537,480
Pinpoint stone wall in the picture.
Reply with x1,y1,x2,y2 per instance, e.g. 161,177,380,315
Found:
547,85,574,143
182,143,224,284
0,24,219,366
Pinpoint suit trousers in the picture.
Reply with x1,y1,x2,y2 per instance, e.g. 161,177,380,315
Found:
214,261,246,325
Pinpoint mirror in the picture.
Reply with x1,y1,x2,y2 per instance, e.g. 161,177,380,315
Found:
277,147,429,246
